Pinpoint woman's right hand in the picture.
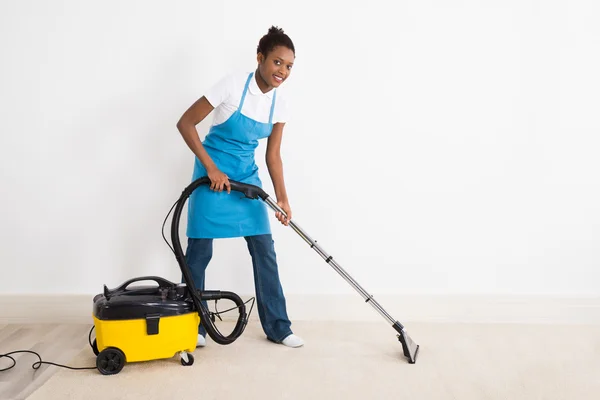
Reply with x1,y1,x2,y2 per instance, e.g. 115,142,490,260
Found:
207,167,231,193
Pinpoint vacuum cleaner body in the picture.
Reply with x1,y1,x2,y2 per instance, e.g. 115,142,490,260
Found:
91,277,200,373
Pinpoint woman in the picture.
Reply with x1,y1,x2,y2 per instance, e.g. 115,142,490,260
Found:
176,26,303,348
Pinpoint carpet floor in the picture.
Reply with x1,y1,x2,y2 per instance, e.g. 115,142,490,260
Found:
25,320,600,400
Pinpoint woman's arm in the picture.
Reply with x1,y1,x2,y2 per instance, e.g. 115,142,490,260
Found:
176,96,231,192
266,122,291,225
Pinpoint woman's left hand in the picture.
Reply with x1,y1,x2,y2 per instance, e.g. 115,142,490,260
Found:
276,200,292,226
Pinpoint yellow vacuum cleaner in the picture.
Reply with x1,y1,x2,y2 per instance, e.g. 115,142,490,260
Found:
91,273,250,374
90,179,251,375
91,275,250,374
92,277,200,372
90,177,419,375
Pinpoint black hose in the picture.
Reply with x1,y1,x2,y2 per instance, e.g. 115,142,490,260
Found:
170,177,260,345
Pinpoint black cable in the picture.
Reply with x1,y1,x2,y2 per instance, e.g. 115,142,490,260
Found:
162,198,178,254
0,326,97,372
211,297,256,319
204,297,255,338
0,351,96,371
213,299,223,322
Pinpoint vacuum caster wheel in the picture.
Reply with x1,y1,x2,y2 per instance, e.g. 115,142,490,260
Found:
97,347,125,375
180,352,194,366
91,339,99,356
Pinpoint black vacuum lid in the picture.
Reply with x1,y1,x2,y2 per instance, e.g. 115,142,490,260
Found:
93,283,195,320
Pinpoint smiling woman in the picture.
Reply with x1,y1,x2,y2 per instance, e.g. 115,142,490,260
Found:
175,26,304,349
256,26,295,88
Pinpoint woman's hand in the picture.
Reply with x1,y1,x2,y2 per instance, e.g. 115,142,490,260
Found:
276,199,292,226
207,167,231,193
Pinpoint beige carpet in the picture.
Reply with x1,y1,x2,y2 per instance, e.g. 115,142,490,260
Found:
26,321,600,400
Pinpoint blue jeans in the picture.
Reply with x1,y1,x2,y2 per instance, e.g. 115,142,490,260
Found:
184,234,293,343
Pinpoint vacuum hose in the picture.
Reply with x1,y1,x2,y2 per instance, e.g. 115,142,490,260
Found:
170,176,268,345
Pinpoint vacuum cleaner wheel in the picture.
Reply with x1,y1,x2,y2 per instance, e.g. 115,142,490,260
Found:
96,347,125,375
180,352,194,366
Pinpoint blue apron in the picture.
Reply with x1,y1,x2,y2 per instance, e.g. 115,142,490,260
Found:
186,72,276,239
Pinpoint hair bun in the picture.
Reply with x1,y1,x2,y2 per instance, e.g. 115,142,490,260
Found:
268,26,284,35
257,26,295,57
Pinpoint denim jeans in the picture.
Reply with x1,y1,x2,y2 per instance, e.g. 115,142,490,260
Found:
184,234,293,343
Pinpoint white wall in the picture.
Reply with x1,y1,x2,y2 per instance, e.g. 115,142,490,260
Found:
1,0,599,299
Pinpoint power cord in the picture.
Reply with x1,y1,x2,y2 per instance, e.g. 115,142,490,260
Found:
161,197,178,254
207,297,256,338
0,326,97,372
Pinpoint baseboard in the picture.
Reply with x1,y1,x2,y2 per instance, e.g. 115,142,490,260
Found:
0,293,598,325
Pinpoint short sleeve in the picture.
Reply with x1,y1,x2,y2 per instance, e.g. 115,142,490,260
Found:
274,94,290,124
204,73,235,108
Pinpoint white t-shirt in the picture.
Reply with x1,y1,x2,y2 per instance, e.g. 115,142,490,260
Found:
204,71,289,126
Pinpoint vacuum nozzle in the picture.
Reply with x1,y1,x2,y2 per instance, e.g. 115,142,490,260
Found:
393,321,419,364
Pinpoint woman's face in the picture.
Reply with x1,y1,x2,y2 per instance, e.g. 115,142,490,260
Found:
257,46,295,89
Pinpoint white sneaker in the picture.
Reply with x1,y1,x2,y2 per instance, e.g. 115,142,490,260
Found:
281,334,304,348
196,334,206,347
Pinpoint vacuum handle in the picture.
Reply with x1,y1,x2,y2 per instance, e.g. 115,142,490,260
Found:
104,276,176,299
189,177,268,200
228,180,268,200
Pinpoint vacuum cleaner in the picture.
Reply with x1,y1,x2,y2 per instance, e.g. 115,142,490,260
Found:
90,177,419,375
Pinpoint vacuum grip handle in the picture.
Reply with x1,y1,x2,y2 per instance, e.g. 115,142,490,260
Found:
192,176,268,200
228,180,268,200
114,276,175,292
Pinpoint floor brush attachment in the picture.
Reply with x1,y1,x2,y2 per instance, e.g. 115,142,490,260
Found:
393,321,419,364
